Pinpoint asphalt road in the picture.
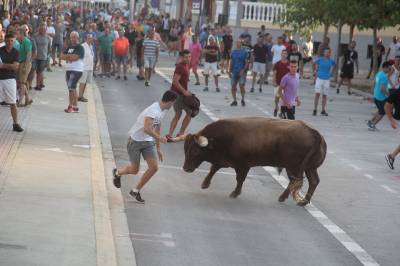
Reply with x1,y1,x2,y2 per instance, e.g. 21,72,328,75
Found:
98,55,400,266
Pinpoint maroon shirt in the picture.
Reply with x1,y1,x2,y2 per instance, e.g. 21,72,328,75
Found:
171,62,189,95
273,60,290,85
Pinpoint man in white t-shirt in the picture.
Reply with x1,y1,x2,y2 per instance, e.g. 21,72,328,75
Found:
271,36,286,65
112,90,178,204
78,33,94,102
386,36,400,61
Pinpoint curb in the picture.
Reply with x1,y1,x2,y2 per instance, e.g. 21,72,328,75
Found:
91,81,138,266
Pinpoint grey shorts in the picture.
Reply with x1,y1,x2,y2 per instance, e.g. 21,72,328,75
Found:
173,94,191,113
127,138,156,164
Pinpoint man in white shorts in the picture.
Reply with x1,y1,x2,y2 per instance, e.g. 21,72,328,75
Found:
78,33,94,102
250,36,268,93
112,90,177,204
313,48,336,116
0,33,23,132
203,37,220,92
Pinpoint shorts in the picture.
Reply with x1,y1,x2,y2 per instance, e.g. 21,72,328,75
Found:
303,57,313,64
374,98,386,115
17,61,32,84
80,70,93,84
115,55,128,65
101,53,111,64
65,71,83,90
231,73,246,86
52,43,63,55
0,79,17,104
203,62,218,76
173,94,192,113
274,86,280,96
127,138,156,164
222,49,231,60
252,62,266,74
280,106,296,120
136,57,144,68
315,78,330,96
190,60,198,72
35,59,48,73
144,56,156,69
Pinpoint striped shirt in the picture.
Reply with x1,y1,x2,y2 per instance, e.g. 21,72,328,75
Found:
143,38,160,57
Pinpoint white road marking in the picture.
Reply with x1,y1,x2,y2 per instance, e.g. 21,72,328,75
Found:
72,144,91,149
364,174,374,180
130,233,175,248
380,185,398,194
41,147,64,153
328,151,335,155
348,164,362,171
156,68,380,266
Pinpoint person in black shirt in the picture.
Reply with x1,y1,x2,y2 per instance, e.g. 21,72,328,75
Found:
135,32,145,80
0,33,23,132
220,27,233,74
367,37,385,79
250,36,267,93
125,23,137,70
384,90,400,169
288,42,303,75
337,41,359,95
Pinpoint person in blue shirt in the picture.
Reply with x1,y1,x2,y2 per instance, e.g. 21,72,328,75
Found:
229,40,249,107
367,61,391,131
313,48,336,116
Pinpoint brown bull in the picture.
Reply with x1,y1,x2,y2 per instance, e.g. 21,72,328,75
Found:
183,117,327,206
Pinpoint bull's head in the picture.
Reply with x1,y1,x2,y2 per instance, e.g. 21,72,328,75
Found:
183,134,210,172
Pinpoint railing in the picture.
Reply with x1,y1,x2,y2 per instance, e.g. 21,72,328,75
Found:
215,1,286,25
242,2,286,23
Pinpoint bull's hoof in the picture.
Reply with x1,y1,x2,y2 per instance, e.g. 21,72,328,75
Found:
201,181,210,189
297,199,310,206
278,194,288,202
229,191,240,198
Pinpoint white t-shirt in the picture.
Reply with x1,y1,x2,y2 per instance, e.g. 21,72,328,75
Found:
129,102,166,142
389,65,400,89
302,41,313,57
46,26,55,45
82,42,94,71
271,44,286,64
389,42,400,59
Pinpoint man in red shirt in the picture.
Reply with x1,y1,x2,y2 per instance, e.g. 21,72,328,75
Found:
113,29,130,80
272,49,289,116
166,50,192,140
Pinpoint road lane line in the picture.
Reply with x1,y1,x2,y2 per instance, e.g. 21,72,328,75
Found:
348,164,362,171
380,185,398,194
364,174,374,180
156,68,380,266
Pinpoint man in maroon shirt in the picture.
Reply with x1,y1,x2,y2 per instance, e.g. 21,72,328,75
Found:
166,50,192,141
272,49,289,116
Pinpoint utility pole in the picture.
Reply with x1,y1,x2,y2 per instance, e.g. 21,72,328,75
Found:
130,0,136,20
236,0,242,28
222,0,229,25
334,19,343,82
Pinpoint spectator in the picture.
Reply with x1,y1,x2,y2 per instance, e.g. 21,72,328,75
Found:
113,28,129,80
142,28,160,86
98,27,113,77
16,26,33,107
78,33,94,102
33,23,51,91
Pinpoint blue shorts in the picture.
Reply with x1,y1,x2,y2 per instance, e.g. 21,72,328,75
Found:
115,55,128,65
231,72,247,86
66,71,82,90
101,53,111,64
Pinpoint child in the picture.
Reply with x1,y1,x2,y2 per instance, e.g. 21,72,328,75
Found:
189,35,202,85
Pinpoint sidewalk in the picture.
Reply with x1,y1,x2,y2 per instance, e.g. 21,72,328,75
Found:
0,68,135,265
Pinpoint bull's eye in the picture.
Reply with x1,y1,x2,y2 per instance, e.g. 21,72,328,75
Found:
192,147,200,156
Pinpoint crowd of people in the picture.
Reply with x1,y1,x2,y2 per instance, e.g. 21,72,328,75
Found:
0,3,400,202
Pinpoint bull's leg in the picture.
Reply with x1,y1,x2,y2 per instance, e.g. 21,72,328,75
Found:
297,169,320,206
201,164,221,189
278,176,294,202
229,167,250,198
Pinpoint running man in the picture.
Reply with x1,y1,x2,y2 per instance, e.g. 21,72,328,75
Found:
278,61,301,120
0,33,23,132
143,28,160,86
202,37,220,92
367,61,391,131
313,48,336,116
112,90,177,204
384,88,400,169
229,40,249,107
167,50,192,140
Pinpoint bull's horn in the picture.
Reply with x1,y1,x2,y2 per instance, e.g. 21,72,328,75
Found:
197,136,208,147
